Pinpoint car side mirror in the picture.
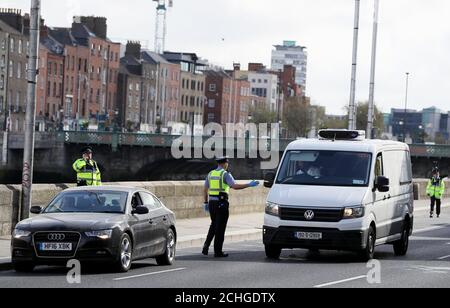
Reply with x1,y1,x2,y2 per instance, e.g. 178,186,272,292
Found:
375,176,390,193
132,205,149,215
30,206,43,215
264,172,276,188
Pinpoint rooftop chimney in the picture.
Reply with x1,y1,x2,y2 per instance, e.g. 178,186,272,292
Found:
125,41,142,59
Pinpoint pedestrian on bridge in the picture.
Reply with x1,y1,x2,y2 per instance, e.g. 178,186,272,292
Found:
427,168,445,218
72,147,102,187
202,157,260,258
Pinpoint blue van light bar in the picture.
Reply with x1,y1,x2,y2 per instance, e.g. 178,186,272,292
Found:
318,129,366,141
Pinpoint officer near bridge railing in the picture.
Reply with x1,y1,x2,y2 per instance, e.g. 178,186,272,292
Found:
72,147,102,187
427,167,446,218
202,156,260,258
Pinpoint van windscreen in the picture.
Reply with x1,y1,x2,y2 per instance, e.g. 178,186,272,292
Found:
276,151,372,187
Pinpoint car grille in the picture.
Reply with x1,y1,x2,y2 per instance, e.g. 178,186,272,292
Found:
33,232,81,258
279,207,343,222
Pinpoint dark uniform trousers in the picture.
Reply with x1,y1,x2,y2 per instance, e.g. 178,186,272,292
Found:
204,199,229,254
431,197,441,216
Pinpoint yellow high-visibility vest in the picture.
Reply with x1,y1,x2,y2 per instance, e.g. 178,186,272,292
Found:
208,169,230,196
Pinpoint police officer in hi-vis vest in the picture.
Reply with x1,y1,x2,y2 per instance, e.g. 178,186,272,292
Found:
72,147,102,187
427,167,445,218
202,157,259,258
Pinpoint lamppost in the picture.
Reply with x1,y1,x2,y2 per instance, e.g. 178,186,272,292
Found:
156,112,161,134
402,72,410,142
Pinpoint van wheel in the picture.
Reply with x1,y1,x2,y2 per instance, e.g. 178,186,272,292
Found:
393,221,410,256
265,245,282,260
359,226,376,262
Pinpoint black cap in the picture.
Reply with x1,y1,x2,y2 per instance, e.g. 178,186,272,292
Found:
215,156,229,164
82,147,93,154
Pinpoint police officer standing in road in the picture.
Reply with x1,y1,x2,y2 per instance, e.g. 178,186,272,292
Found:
427,167,445,218
202,157,259,258
72,147,102,187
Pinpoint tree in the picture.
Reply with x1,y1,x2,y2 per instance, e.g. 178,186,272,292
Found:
354,101,385,137
283,96,313,138
249,105,277,126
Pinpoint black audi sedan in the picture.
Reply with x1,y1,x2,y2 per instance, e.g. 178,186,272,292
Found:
11,186,177,273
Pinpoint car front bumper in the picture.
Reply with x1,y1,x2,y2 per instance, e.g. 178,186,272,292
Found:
263,226,368,251
11,234,120,265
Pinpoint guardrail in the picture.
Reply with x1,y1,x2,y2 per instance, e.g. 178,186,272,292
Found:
6,131,450,157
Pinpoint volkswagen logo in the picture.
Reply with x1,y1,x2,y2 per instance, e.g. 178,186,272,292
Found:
304,210,315,221
48,233,65,241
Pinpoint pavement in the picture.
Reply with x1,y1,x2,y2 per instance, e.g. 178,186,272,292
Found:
1,200,450,288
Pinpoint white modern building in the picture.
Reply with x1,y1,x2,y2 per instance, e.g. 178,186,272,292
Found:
271,40,307,90
248,71,278,112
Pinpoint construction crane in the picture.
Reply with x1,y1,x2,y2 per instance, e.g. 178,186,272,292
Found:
153,0,173,54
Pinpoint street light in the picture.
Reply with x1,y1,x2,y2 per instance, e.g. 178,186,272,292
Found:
156,112,161,134
402,72,410,142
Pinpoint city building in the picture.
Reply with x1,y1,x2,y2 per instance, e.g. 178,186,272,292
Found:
35,32,65,131
141,50,180,132
422,107,443,141
49,16,121,131
203,69,251,128
162,51,206,135
234,63,278,112
118,41,158,132
271,40,307,91
389,109,424,143
0,9,30,132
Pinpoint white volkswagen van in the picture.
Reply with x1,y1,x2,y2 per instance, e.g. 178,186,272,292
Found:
263,130,414,261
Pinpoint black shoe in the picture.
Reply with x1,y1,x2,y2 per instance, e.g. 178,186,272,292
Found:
430,213,434,218
214,253,229,258
202,246,209,256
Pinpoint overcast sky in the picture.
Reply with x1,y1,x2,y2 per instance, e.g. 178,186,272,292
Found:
3,0,450,115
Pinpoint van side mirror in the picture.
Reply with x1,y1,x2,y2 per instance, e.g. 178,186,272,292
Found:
30,206,43,215
375,176,390,193
264,172,276,188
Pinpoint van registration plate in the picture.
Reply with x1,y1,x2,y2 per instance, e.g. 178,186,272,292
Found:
295,232,322,240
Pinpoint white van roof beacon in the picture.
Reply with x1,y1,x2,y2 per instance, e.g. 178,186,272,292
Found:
318,129,366,141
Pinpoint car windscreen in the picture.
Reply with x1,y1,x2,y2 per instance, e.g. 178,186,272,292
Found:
276,150,372,187
43,191,128,214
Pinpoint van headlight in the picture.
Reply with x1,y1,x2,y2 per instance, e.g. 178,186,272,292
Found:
343,207,365,219
265,202,279,217
85,230,113,239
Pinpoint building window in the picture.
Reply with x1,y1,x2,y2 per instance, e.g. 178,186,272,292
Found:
9,61,13,78
17,62,21,79
209,84,216,92
10,38,14,53
0,75,4,90
208,99,215,108
18,40,23,54
1,39,5,50
47,81,51,96
53,82,57,97
54,63,57,76
208,113,215,122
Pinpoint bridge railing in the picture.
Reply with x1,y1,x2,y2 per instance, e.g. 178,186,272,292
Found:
57,131,294,152
409,144,450,158
55,131,450,157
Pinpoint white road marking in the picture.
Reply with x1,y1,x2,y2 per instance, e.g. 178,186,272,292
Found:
437,255,450,260
411,236,450,241
413,226,448,234
113,268,186,281
314,275,366,288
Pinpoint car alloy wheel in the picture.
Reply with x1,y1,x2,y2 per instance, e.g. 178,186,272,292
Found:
119,235,132,271
156,229,176,266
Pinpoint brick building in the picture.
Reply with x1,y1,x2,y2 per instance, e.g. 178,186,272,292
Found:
203,69,250,127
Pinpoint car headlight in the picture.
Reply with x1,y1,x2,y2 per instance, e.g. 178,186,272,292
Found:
265,202,279,217
343,207,365,219
13,229,31,239
85,230,113,240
